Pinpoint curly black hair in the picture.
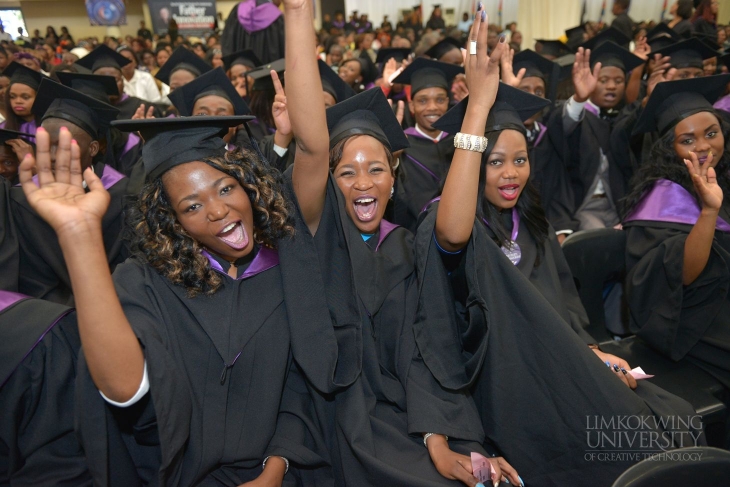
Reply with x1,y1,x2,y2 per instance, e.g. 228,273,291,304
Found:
127,147,294,297
477,129,550,268
621,110,730,218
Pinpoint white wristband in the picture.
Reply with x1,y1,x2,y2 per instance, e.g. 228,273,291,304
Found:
454,132,488,153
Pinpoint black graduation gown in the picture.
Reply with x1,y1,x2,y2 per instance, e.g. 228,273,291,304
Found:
544,104,633,231
288,173,487,486
0,292,91,485
0,177,18,292
414,204,703,486
485,210,595,344
611,100,656,171
393,130,454,233
528,117,578,233
10,162,130,305
113,132,144,178
257,134,295,173
625,200,730,388
75,247,326,486
221,1,285,64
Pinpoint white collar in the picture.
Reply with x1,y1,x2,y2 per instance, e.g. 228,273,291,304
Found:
415,124,444,142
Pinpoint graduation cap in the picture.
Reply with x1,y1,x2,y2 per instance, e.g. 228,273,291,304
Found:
513,49,556,81
112,116,255,180
154,46,213,85
645,22,681,52
318,59,356,104
247,58,286,92
75,45,130,73
424,37,462,61
375,47,412,64
700,37,721,53
565,25,586,50
222,50,262,71
168,67,250,117
326,88,409,152
581,27,631,50
33,78,119,140
432,82,551,136
55,71,120,102
2,62,43,91
391,57,463,96
633,74,730,135
589,41,644,72
534,39,573,58
0,128,34,145
655,38,719,70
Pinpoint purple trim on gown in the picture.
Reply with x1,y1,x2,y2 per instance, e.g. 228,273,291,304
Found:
202,245,280,280
624,179,730,232
714,94,730,113
0,120,37,142
121,133,140,157
533,121,547,147
0,290,28,312
376,219,400,251
238,0,282,33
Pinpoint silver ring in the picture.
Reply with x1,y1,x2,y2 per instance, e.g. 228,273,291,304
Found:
469,41,477,55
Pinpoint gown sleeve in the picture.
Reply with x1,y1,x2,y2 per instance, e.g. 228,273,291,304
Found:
625,224,729,360
0,176,18,291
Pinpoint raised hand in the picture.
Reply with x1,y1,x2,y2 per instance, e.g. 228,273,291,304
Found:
500,48,526,88
644,54,675,104
271,70,291,136
451,73,469,102
685,150,723,212
381,58,400,89
463,6,506,111
632,36,650,61
132,103,156,120
572,47,601,103
19,126,110,238
388,99,405,125
5,137,35,162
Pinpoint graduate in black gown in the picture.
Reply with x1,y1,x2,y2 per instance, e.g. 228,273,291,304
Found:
622,74,730,388
425,37,465,66
168,67,253,150
546,40,643,232
499,48,576,237
0,128,34,185
10,79,128,305
221,0,285,65
0,62,42,137
283,2,521,485
222,49,262,100
417,13,702,485
389,58,463,232
19,115,330,486
55,71,143,178
0,291,91,485
261,59,356,172
154,45,214,93
76,45,162,121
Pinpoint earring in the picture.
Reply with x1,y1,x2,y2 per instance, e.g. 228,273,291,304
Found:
390,186,394,199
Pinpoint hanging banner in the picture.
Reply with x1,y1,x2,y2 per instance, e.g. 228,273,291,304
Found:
147,1,217,37
85,0,127,26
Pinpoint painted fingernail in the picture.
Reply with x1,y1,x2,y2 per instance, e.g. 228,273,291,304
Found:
519,476,525,486
621,368,628,375
478,2,483,10
613,364,620,372
499,34,507,43
605,361,611,367
481,10,487,21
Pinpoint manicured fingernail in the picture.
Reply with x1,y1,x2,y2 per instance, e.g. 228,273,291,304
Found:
519,476,525,486
621,368,628,375
605,361,611,367
478,2,483,10
613,364,620,372
499,34,506,43
481,10,486,21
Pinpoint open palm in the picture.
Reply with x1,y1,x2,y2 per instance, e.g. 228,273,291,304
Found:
19,127,110,237
685,151,723,211
572,47,601,103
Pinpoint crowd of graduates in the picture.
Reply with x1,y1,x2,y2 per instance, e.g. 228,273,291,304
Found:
1,0,730,485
